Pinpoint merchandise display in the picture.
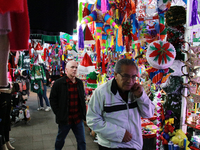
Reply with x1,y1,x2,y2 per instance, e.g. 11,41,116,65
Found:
1,0,200,149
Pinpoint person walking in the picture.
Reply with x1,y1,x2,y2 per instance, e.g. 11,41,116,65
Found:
36,63,51,112
37,80,51,111
86,59,155,150
49,60,86,150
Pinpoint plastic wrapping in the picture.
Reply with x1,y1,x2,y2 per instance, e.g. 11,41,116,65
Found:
136,0,158,21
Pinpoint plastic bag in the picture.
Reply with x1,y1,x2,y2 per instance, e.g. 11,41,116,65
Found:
171,129,189,149
136,0,158,21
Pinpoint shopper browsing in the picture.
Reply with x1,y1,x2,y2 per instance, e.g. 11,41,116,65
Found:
86,59,155,150
37,80,51,111
49,60,86,150
37,63,51,112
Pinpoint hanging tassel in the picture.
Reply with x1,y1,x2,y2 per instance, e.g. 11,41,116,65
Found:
79,2,83,23
105,39,109,54
131,0,136,14
101,0,107,13
190,0,200,26
78,25,84,49
132,14,136,34
91,22,95,34
110,36,114,47
102,53,106,74
117,25,123,47
116,9,119,20
44,48,47,61
96,39,101,68
62,61,65,71
96,0,101,10
106,0,109,10
66,34,70,43
125,36,131,52
159,13,165,24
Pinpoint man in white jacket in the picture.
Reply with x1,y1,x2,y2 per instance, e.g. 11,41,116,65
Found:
86,59,155,150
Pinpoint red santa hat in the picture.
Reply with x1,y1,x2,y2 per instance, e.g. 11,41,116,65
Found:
35,42,43,50
78,52,95,75
84,25,95,45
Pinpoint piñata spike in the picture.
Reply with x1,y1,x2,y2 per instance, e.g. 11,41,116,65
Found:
101,33,107,50
83,11,97,24
96,22,104,39
104,24,113,35
101,0,107,13
79,2,83,23
104,13,118,28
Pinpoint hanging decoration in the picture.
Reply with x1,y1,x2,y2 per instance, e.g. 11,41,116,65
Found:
157,0,172,13
103,24,114,35
136,0,159,21
166,26,185,50
78,53,95,75
146,40,176,69
78,25,84,49
146,67,174,84
82,0,118,30
165,6,186,27
190,0,200,26
79,2,83,23
158,23,167,41
86,71,98,89
155,92,162,150
84,25,95,45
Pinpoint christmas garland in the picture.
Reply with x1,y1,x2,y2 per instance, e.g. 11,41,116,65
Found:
165,6,186,27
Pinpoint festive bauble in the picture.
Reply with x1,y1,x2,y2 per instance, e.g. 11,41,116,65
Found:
146,40,176,69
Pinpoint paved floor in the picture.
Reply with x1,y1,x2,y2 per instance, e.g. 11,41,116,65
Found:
10,87,98,150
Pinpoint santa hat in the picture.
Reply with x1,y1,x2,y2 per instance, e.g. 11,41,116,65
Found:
34,42,43,55
35,42,43,50
84,25,95,45
86,71,97,89
78,53,95,75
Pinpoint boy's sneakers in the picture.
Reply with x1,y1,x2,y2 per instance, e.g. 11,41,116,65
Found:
45,106,51,112
37,107,44,111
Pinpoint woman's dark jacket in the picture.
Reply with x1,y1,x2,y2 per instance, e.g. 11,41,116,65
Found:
49,75,86,125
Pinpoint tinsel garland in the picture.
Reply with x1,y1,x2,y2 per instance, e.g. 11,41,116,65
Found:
122,21,132,37
156,92,162,150
166,25,185,61
166,26,185,49
122,21,132,52
165,6,186,27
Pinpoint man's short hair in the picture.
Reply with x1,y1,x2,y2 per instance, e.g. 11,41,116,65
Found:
114,59,138,73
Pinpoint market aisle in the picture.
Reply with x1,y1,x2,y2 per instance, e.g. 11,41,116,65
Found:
10,87,98,150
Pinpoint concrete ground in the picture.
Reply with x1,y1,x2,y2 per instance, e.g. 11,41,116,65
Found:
10,87,98,150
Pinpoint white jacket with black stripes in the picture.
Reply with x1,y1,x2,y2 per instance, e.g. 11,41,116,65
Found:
86,78,155,150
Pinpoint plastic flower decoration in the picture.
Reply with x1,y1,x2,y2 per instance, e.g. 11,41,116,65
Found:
150,42,174,65
146,40,176,69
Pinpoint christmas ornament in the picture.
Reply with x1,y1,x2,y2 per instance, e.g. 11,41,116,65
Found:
146,40,176,69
